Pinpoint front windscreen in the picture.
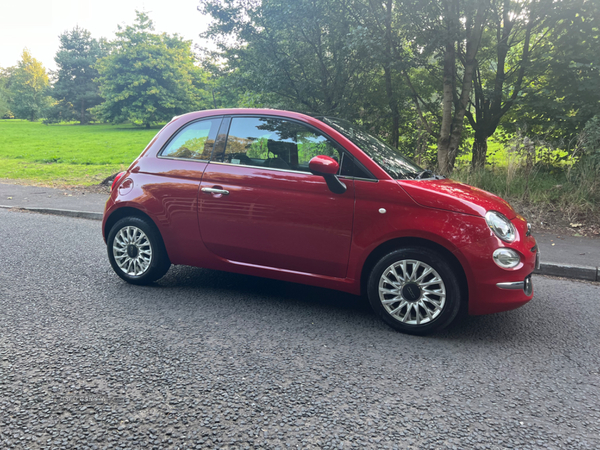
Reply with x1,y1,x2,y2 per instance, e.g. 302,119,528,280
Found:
322,117,425,179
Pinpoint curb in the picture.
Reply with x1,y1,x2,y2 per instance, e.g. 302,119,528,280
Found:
0,205,103,221
534,262,598,282
2,204,598,282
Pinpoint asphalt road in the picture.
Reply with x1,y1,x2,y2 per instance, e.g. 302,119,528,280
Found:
1,208,599,450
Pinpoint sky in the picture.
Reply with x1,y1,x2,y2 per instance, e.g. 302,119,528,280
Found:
0,0,214,71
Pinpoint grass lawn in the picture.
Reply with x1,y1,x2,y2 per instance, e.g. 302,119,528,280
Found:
0,120,163,186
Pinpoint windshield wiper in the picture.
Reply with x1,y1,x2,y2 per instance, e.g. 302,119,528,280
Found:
416,170,434,179
415,170,445,180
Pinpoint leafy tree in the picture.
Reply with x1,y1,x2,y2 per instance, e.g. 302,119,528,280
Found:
93,11,209,128
47,27,107,124
504,0,600,148
0,67,13,118
342,0,415,150
8,49,51,121
463,0,572,169
200,0,378,116
199,0,598,174
389,0,487,174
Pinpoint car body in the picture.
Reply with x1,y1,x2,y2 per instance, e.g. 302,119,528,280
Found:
103,108,539,334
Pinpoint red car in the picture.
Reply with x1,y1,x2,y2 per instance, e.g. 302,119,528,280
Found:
103,109,539,334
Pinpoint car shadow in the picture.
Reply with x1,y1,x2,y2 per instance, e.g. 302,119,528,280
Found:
156,264,373,314
137,265,546,343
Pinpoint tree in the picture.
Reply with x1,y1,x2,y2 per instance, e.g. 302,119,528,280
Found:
345,0,486,172
504,0,600,148
464,0,567,169
8,49,51,121
0,67,13,118
393,0,487,174
342,0,413,150
47,27,107,124
200,0,377,116
93,11,209,128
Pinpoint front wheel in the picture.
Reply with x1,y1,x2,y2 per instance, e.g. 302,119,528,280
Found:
367,247,462,335
107,216,171,285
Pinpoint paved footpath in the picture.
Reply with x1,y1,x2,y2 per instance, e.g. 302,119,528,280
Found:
1,182,598,281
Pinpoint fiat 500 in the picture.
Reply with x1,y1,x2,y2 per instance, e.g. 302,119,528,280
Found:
103,109,539,334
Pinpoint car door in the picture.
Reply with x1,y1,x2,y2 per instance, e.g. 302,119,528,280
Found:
197,115,355,279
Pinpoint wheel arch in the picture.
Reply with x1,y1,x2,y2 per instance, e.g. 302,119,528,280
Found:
104,206,162,244
360,237,469,304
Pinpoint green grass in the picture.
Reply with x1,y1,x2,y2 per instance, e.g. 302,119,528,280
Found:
0,120,163,186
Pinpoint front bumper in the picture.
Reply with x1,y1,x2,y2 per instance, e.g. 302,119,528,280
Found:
457,218,539,315
497,274,534,296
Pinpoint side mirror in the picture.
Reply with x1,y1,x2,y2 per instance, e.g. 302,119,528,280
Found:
308,155,347,194
309,155,339,175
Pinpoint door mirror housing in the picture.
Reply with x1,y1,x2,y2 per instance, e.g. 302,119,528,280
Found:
309,155,339,175
308,155,346,194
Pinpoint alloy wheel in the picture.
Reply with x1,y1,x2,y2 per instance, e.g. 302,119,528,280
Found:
378,259,447,325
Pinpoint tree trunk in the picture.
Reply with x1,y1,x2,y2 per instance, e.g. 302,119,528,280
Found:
80,99,85,125
437,40,456,175
471,131,488,170
437,0,487,175
383,0,399,149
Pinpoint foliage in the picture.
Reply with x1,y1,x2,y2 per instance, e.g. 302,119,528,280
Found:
570,115,600,185
200,0,378,116
503,0,600,147
0,120,159,185
581,116,600,157
0,67,12,118
46,27,107,124
7,49,52,121
199,0,599,177
93,11,210,128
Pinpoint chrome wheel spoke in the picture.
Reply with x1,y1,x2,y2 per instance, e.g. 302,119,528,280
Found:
415,267,433,283
382,273,399,287
379,287,399,296
389,301,408,316
400,304,413,323
390,265,404,283
420,301,434,320
378,259,447,326
407,261,420,281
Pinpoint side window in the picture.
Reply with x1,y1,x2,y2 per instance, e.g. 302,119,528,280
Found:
160,118,221,160
340,155,374,179
218,116,343,173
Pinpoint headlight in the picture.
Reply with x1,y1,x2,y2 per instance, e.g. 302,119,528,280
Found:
485,211,516,242
493,248,521,269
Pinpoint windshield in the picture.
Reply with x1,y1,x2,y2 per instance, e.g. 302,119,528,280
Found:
322,117,425,179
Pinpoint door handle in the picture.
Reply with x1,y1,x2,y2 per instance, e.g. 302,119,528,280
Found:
202,187,230,195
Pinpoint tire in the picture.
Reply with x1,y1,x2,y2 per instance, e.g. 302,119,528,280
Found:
367,247,462,335
107,216,171,285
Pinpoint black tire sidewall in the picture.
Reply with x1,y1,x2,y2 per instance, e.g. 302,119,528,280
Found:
107,216,170,285
367,247,461,335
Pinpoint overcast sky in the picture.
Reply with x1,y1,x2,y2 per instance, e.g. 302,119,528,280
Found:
0,0,213,71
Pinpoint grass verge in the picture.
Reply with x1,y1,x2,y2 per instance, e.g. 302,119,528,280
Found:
0,120,162,186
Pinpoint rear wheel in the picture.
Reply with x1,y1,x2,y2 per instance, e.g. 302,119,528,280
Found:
107,216,171,285
367,247,462,335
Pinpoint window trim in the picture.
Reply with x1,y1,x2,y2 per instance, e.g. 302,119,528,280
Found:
209,114,377,179
208,160,379,182
157,116,223,162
